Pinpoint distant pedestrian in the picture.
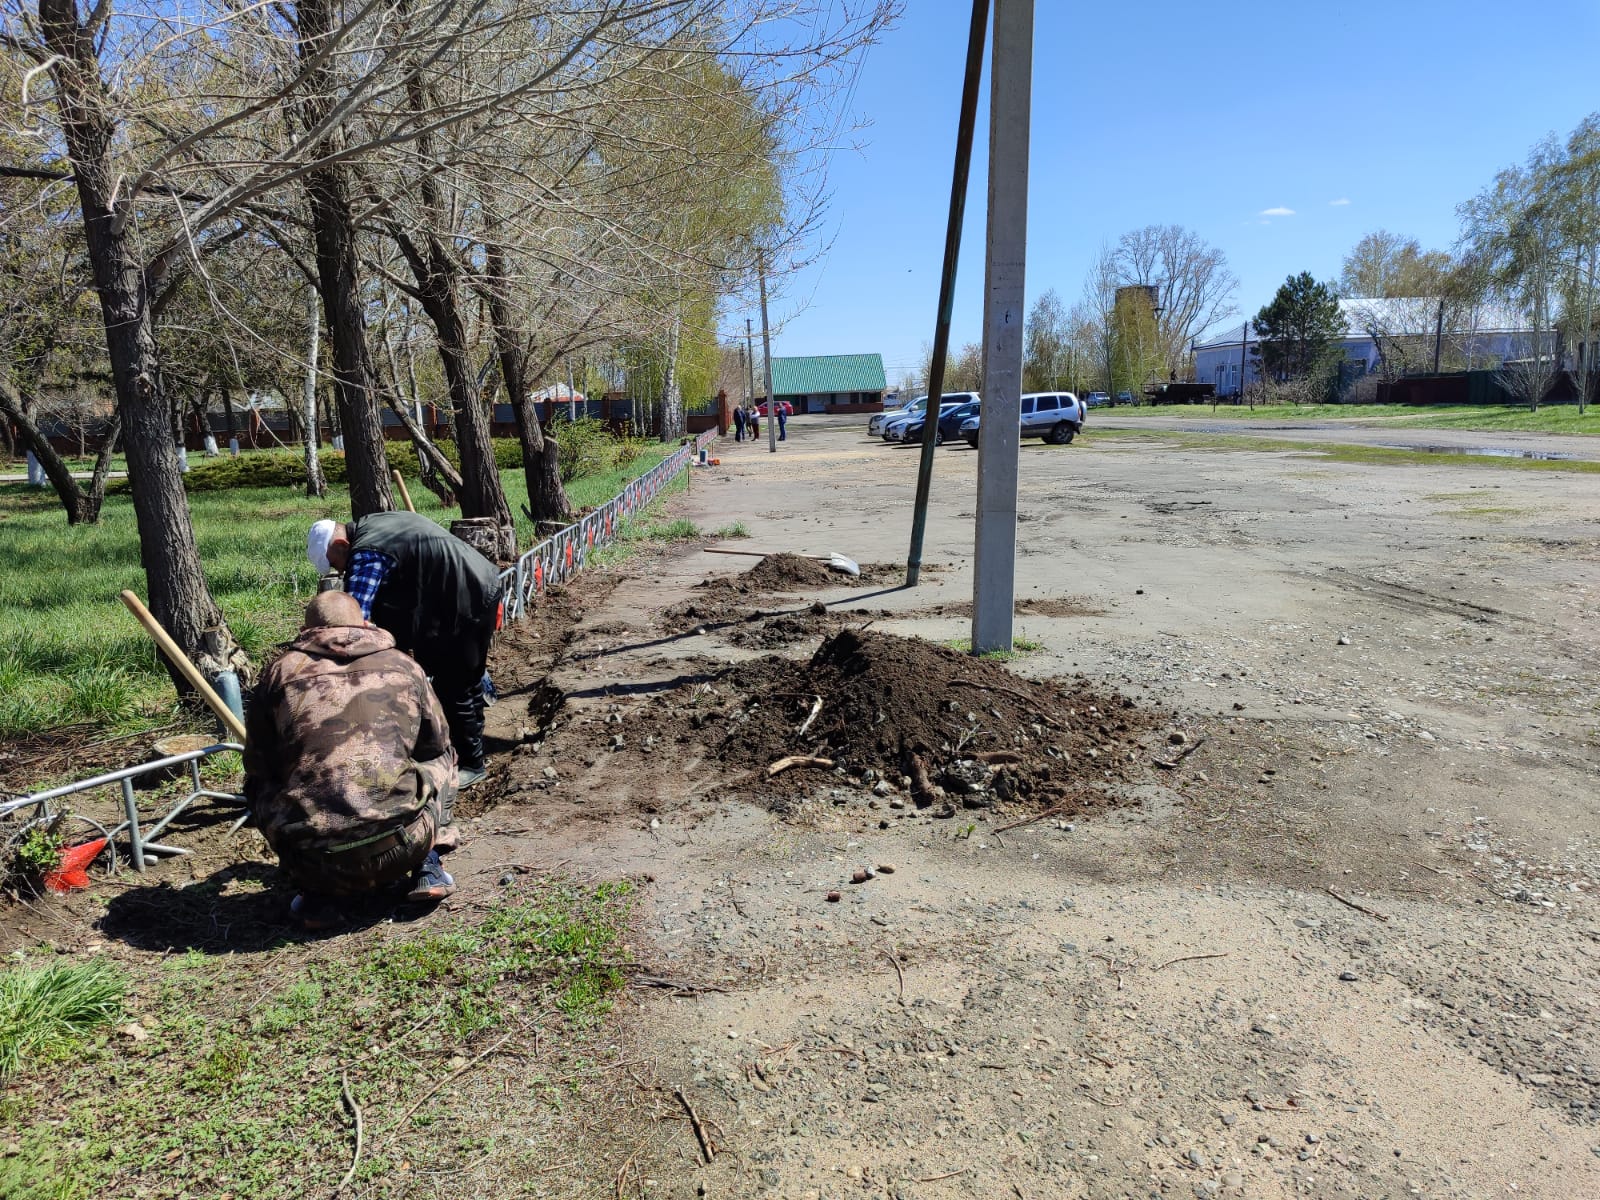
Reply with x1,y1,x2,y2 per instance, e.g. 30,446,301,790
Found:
733,404,746,442
748,407,760,438
777,402,788,441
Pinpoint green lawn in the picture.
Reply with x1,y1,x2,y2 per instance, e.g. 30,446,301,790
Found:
0,443,681,742
1107,401,1600,435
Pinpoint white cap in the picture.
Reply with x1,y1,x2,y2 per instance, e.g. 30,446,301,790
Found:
307,519,338,574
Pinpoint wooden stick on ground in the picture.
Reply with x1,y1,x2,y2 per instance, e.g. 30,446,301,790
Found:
766,755,833,778
947,679,1069,731
673,1086,717,1163
881,944,905,1003
995,802,1078,833
334,1070,364,1194
796,695,823,737
1152,952,1229,972
1325,886,1390,922
1151,735,1208,770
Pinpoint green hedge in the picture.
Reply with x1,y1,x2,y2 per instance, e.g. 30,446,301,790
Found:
111,423,650,494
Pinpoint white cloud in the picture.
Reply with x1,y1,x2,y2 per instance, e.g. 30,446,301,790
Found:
1329,197,1352,207
1260,206,1295,217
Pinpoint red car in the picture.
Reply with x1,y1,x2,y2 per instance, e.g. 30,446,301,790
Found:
756,401,794,417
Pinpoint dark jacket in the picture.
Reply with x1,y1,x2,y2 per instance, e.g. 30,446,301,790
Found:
345,511,501,652
243,624,456,852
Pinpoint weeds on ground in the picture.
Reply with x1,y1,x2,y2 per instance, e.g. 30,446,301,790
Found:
942,636,1042,661
0,959,124,1077
713,521,750,538
1,879,635,1199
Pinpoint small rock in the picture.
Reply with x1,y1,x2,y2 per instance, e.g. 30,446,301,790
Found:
1294,917,1320,929
117,1022,149,1042
826,891,841,903
1135,588,1145,595
872,779,895,796
1306,1132,1321,1144
1220,1112,1237,1127
850,869,873,885
1188,1149,1207,1168
498,872,516,887
1339,971,1358,982
541,766,559,780
1337,634,1352,646
1168,731,1188,746
876,863,896,874
1221,1170,1243,1190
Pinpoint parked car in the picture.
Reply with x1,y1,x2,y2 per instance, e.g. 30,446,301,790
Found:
885,401,959,442
896,400,980,446
1084,391,1111,408
756,400,794,417
960,392,1084,448
869,395,926,437
869,392,978,438
1114,390,1138,407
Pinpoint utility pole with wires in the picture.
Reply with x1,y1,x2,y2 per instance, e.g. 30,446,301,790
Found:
969,0,1034,654
746,319,756,409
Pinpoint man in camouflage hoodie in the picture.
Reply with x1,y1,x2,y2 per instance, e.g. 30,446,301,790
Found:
244,591,458,927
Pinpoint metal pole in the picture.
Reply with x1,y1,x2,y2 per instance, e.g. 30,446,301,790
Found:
122,777,144,872
567,358,576,422
745,319,756,407
1238,320,1249,405
970,0,1033,654
759,253,778,454
1432,298,1445,375
906,0,990,586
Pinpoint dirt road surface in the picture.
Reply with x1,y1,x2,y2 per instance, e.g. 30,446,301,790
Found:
463,415,1600,1199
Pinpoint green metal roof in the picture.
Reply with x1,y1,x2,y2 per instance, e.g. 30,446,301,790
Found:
770,354,886,396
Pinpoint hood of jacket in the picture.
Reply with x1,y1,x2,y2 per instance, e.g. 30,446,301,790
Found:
290,623,397,661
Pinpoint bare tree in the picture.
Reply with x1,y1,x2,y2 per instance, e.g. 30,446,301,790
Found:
1110,225,1237,376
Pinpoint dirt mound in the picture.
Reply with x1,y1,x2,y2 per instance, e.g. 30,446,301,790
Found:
622,628,1157,817
696,555,904,597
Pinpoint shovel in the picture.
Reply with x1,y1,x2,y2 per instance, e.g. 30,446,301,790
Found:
704,546,861,577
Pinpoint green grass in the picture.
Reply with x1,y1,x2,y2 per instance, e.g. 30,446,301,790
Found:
1106,401,1600,435
0,880,634,1199
1103,430,1600,474
943,635,1042,661
0,960,124,1078
713,521,751,538
0,441,683,742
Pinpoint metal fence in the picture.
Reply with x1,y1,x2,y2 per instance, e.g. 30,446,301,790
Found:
2,742,244,874
497,428,718,622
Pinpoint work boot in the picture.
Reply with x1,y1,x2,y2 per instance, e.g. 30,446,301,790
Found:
457,762,487,789
405,850,455,903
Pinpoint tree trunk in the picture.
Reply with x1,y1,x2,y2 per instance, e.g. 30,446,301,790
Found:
392,228,512,534
36,0,241,681
303,289,327,498
660,313,685,440
379,384,462,503
0,370,108,524
485,243,572,524
219,383,238,452
296,0,391,517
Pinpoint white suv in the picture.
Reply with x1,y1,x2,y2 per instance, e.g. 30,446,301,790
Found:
960,392,1084,447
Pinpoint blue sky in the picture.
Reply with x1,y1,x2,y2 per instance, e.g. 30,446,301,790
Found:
739,0,1600,384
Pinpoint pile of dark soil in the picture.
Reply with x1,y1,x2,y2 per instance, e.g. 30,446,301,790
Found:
656,555,899,636
625,628,1159,817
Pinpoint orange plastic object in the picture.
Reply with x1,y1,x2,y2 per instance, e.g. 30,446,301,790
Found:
43,838,107,893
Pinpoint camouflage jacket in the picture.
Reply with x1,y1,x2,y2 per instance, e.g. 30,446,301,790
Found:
243,625,457,852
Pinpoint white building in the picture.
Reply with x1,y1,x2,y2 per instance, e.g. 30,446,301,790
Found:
1192,298,1538,397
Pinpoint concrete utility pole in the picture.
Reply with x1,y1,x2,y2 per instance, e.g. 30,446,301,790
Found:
970,0,1034,654
758,252,777,454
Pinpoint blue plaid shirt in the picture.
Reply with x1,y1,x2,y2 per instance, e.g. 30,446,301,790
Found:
344,549,396,619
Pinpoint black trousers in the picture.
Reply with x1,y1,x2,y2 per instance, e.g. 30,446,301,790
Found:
415,603,496,771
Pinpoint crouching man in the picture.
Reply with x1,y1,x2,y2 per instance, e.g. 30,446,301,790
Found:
243,591,458,930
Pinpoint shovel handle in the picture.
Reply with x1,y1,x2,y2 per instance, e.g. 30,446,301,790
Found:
119,591,248,742
392,469,416,513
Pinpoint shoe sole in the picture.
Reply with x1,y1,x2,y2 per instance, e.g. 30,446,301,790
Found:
405,883,456,903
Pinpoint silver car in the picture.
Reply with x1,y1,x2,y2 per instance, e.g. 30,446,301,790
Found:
960,392,1085,447
869,395,927,438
